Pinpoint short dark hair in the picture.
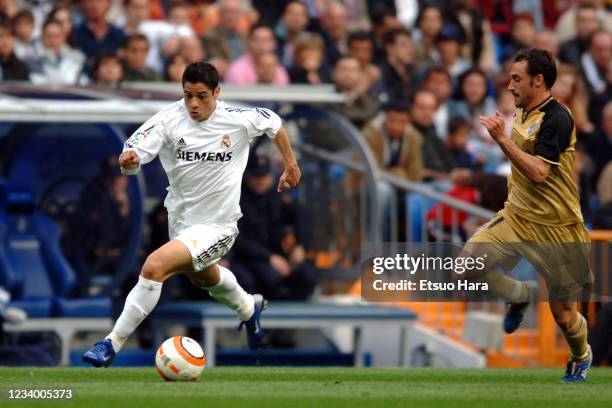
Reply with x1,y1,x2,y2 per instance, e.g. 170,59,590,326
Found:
384,99,410,113
121,33,149,49
182,61,220,89
513,48,557,89
448,116,470,135
42,18,62,32
424,65,451,83
382,28,411,47
347,30,372,47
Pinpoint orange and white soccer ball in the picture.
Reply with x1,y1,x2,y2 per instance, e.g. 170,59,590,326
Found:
155,336,206,381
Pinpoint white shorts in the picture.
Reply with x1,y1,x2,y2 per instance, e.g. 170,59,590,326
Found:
172,224,238,272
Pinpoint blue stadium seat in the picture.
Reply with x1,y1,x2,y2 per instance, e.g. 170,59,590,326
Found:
0,184,110,318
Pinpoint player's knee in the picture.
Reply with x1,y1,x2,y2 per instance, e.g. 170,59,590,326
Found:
553,311,572,331
141,255,167,282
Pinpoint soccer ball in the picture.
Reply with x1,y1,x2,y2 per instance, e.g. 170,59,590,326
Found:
155,336,206,381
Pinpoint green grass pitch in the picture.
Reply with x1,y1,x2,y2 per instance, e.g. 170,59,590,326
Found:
1,367,611,407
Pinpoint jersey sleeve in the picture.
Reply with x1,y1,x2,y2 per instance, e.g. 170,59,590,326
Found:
533,110,573,165
242,107,282,141
122,111,169,174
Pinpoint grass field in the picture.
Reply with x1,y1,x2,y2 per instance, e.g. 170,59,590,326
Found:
1,367,611,407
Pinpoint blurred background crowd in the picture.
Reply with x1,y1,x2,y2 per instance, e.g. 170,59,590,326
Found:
0,0,609,229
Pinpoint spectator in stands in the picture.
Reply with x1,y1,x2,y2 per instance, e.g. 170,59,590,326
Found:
275,0,310,67
329,56,378,129
120,0,194,74
555,0,611,45
231,154,316,301
63,156,132,296
497,87,516,142
164,52,187,82
347,31,381,97
448,69,499,166
533,30,560,60
446,116,480,171
412,4,444,67
92,51,124,87
422,66,453,141
442,0,497,74
584,101,612,189
362,100,423,182
11,9,36,61
256,51,281,85
318,1,349,64
579,30,611,99
287,31,330,85
73,0,126,61
179,36,206,64
0,17,29,80
370,8,402,63
379,28,414,104
592,161,612,229
225,24,288,85
434,25,470,84
448,68,495,135
27,19,86,85
559,4,601,65
119,34,159,81
204,0,248,64
0,0,20,19
47,6,76,47
552,64,594,134
412,90,455,182
503,12,537,61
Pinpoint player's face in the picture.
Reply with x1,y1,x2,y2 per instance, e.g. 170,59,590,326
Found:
508,60,535,109
183,82,220,121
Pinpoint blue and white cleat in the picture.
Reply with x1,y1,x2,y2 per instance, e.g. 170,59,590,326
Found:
503,301,529,334
238,294,267,350
561,347,592,383
82,338,116,367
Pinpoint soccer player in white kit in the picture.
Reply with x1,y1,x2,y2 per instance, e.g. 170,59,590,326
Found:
83,62,301,367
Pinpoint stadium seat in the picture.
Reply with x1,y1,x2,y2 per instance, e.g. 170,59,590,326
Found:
0,184,111,318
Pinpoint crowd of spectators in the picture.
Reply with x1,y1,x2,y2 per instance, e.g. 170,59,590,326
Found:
0,0,610,231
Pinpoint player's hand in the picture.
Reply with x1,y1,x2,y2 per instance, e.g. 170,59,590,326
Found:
270,254,291,277
119,150,140,170
277,160,301,192
479,111,506,143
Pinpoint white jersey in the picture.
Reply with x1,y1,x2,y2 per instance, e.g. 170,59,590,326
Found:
122,99,282,231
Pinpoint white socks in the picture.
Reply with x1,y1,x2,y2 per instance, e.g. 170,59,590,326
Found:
107,276,163,352
206,265,255,321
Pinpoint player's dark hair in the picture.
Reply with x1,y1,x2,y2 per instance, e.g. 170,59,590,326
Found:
514,48,557,89
182,61,220,90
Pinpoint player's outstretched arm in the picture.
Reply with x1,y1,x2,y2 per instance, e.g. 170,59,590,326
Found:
273,127,301,192
480,111,551,183
119,149,141,174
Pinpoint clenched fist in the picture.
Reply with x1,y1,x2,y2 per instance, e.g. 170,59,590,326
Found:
119,150,140,170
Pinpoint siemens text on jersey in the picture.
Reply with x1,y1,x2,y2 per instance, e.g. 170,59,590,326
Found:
176,149,233,162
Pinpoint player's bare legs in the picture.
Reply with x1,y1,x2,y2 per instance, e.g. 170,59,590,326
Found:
549,301,592,381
